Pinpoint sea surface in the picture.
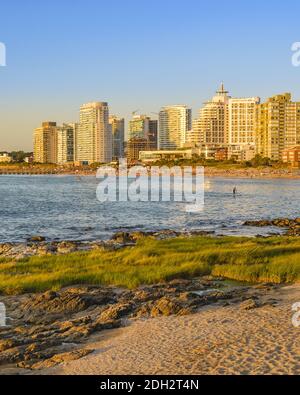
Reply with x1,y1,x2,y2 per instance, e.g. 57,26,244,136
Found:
0,175,299,243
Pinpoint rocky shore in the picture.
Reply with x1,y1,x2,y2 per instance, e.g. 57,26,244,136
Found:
44,284,300,375
0,217,299,261
0,230,214,261
0,220,299,374
0,279,281,374
244,217,300,236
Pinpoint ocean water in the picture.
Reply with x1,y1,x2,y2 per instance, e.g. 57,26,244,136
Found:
0,175,299,243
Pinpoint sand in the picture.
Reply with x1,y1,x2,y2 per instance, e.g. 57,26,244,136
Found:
41,285,300,375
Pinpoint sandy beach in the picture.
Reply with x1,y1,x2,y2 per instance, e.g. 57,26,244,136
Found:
40,285,300,376
1,166,300,179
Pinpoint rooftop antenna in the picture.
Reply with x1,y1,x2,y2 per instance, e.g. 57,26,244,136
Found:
216,82,228,95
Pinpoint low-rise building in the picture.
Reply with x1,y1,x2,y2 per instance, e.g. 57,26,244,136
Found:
24,156,34,164
199,145,221,160
139,148,199,163
215,147,228,161
227,144,256,162
282,146,300,167
0,153,12,163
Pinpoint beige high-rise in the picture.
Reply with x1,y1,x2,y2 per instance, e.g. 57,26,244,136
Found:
257,93,300,160
228,97,260,146
159,105,192,149
34,122,57,164
57,123,76,164
195,84,230,145
77,102,112,164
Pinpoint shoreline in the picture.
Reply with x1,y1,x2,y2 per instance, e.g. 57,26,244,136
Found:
1,283,299,375
0,167,300,179
44,284,300,376
0,228,299,374
0,217,299,260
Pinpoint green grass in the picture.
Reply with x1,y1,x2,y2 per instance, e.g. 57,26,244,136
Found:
0,236,300,295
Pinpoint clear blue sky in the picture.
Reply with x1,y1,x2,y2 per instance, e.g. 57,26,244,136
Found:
1,0,300,151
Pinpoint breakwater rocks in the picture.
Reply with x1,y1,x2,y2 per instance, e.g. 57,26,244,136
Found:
244,217,300,236
0,230,215,260
0,279,279,373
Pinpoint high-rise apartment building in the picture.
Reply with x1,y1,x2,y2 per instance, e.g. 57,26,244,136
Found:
109,115,125,160
159,105,192,149
34,122,57,164
256,93,300,160
228,97,260,146
57,123,75,164
195,84,230,145
69,122,79,162
185,120,202,147
77,102,112,164
148,119,158,150
128,115,158,151
129,115,150,140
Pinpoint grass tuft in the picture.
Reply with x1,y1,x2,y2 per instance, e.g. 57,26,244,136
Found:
0,236,299,295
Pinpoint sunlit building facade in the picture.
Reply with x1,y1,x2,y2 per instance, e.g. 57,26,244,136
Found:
256,93,300,160
34,121,57,164
195,84,230,145
228,97,260,146
57,124,75,164
129,115,150,140
159,105,192,149
77,102,112,164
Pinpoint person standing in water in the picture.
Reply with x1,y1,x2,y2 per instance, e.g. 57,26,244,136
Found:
233,187,237,197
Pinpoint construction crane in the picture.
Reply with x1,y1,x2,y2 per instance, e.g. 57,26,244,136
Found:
132,109,140,117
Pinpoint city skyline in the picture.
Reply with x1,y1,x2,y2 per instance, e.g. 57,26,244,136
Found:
1,0,300,151
29,87,300,166
3,85,300,152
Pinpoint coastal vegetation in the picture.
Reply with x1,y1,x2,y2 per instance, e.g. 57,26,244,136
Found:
149,154,278,169
0,156,295,177
0,236,299,295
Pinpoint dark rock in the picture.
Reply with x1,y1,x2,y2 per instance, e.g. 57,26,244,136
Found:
190,230,215,236
150,297,192,317
27,236,46,242
98,302,134,322
0,280,270,371
244,220,272,227
20,288,114,323
0,243,13,256
153,230,180,240
130,231,148,241
240,299,260,310
57,241,78,254
30,348,94,370
112,232,135,244
244,217,300,236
